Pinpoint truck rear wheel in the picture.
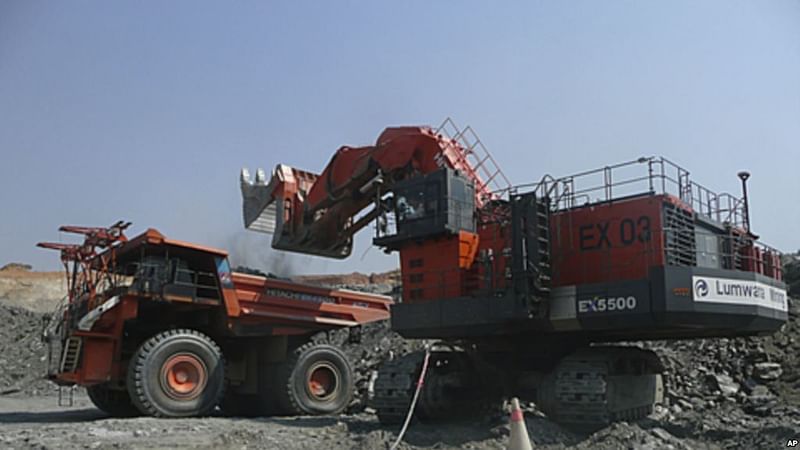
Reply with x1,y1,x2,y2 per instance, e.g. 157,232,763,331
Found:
86,383,139,417
127,329,225,417
274,342,353,415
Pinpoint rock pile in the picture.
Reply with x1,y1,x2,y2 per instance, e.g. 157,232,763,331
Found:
785,259,800,296
0,303,53,396
594,295,800,449
640,296,800,417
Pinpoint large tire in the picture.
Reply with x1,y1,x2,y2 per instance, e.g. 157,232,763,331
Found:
86,384,139,417
127,329,225,417
273,342,354,415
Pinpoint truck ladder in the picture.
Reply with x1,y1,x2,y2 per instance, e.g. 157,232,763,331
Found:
60,337,82,374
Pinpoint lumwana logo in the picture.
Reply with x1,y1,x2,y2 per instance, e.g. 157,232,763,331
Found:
694,279,709,297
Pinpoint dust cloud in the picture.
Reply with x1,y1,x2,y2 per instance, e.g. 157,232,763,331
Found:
225,231,303,277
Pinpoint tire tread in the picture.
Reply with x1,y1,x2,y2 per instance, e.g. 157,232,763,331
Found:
273,341,352,415
127,328,225,417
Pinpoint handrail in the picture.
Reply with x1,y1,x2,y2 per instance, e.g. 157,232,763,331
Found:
436,118,512,200
496,156,748,229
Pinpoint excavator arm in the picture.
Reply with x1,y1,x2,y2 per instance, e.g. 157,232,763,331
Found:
240,120,509,259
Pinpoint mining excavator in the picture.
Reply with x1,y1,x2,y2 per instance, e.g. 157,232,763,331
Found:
241,118,788,429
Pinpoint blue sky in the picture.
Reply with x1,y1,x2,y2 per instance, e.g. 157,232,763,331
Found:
1,1,798,275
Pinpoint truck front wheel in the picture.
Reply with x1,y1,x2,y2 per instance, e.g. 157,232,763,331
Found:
127,329,225,417
274,342,353,415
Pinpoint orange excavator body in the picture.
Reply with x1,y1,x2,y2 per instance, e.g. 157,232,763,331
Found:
241,119,786,340
240,118,787,429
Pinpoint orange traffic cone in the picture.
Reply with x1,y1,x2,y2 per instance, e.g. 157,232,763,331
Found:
507,397,533,450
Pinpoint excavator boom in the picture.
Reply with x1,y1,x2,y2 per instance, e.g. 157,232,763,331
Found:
240,120,510,258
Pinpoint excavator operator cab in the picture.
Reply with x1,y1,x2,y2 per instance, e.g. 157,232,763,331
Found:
375,168,476,250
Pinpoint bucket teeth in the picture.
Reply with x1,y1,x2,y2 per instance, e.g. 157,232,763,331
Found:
255,168,266,184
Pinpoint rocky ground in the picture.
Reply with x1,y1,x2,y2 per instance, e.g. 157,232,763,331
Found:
1,264,799,449
0,303,53,396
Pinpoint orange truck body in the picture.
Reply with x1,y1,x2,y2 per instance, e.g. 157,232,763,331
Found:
41,226,391,388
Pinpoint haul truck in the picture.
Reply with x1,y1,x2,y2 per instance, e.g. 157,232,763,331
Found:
241,118,787,429
38,224,391,417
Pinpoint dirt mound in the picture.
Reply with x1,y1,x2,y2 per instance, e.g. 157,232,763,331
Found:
0,263,33,272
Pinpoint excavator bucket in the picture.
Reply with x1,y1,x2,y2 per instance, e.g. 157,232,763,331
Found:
241,164,353,258
240,166,279,234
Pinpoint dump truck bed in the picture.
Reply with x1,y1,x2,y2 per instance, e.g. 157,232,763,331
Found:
229,273,392,333
99,227,393,335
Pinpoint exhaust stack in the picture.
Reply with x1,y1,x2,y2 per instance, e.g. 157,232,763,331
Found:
737,171,751,232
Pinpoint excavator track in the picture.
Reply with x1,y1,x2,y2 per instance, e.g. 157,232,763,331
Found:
547,359,612,428
374,349,500,424
373,352,424,424
538,347,664,430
